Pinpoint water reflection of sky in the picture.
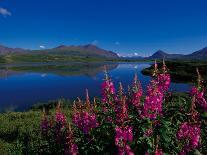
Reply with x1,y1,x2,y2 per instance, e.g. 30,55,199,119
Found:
0,62,192,112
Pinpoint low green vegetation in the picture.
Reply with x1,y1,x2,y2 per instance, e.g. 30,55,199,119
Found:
0,53,150,64
0,54,108,64
0,99,72,154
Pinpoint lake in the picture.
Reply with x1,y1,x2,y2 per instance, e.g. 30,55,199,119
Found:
0,62,191,112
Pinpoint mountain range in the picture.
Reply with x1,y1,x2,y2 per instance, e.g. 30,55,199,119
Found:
1,44,207,60
148,47,207,60
0,44,118,58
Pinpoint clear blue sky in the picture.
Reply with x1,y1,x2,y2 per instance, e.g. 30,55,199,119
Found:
0,0,207,56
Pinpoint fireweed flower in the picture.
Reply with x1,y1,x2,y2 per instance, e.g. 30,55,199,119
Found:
154,148,163,155
72,90,99,134
191,86,207,111
142,61,170,119
115,83,129,124
177,122,201,152
101,79,116,104
101,70,117,108
64,124,78,155
54,103,67,143
130,73,143,108
55,112,67,126
142,84,164,119
72,111,98,134
190,68,207,111
157,60,171,93
116,95,129,124
144,128,153,137
157,73,170,93
40,108,50,134
115,126,134,155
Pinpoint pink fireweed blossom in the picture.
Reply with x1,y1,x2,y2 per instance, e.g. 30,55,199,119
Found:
191,86,207,111
40,114,50,135
72,111,98,134
144,128,153,137
40,108,50,134
154,148,163,155
115,96,129,124
55,111,67,143
141,60,170,120
65,124,78,155
55,112,67,126
177,122,201,152
115,126,134,155
101,78,116,105
130,73,143,108
157,73,171,93
142,83,164,120
55,102,67,128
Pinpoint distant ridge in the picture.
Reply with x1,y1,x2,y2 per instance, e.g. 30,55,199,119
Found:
0,44,118,58
0,45,27,55
185,47,207,59
49,44,118,58
149,50,183,59
147,47,207,60
1,43,207,60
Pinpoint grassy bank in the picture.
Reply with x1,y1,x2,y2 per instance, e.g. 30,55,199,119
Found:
0,100,72,154
0,53,152,64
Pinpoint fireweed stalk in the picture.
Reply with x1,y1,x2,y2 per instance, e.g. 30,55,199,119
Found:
130,73,143,109
115,125,134,155
55,102,67,143
115,83,134,154
64,123,78,155
72,90,99,134
142,60,170,119
116,83,129,125
101,68,117,110
177,69,202,154
177,122,201,153
191,69,207,111
40,108,50,135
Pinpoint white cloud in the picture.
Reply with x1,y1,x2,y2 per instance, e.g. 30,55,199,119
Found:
115,41,120,45
91,40,98,45
134,52,138,56
0,7,11,17
40,45,45,49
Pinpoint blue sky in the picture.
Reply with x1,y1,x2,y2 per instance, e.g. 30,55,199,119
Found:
0,0,207,56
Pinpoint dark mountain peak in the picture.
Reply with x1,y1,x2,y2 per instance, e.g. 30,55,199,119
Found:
80,44,101,50
188,46,207,58
201,47,207,50
45,44,118,58
55,45,68,49
150,50,168,59
155,50,167,55
82,44,97,48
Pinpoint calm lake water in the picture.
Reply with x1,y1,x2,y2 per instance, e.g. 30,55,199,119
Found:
0,62,191,112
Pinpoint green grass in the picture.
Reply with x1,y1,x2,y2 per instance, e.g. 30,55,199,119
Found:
0,99,73,154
